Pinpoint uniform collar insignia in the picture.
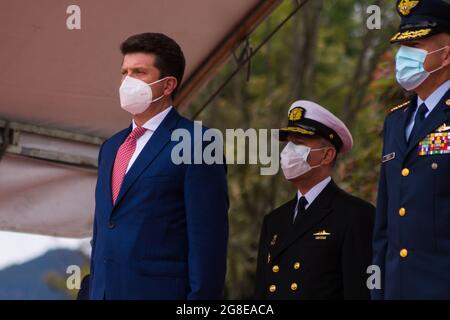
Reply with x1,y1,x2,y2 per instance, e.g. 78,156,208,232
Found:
389,101,410,113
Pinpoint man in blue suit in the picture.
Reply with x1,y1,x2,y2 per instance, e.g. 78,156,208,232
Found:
89,33,229,300
373,0,450,299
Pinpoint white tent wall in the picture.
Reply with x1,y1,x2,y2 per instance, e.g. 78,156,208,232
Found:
0,0,282,237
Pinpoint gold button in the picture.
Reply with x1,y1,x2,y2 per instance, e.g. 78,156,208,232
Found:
272,265,279,273
401,168,410,177
293,262,301,270
399,208,406,217
432,163,438,170
291,283,298,291
269,285,276,293
400,248,408,258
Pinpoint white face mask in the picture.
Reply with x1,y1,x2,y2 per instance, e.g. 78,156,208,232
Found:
119,76,167,115
280,142,326,180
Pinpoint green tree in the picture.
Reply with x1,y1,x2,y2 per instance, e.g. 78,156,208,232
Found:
184,0,406,299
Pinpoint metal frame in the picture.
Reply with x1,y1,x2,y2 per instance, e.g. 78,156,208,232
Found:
188,0,310,119
0,119,103,168
175,0,283,110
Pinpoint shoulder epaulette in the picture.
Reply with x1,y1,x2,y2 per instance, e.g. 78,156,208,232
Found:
389,101,409,113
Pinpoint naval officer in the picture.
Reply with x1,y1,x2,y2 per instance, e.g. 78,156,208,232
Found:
255,100,375,300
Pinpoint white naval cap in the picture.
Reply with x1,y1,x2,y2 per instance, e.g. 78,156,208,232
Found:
279,100,353,154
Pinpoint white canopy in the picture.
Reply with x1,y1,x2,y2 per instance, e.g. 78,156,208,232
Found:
0,0,281,237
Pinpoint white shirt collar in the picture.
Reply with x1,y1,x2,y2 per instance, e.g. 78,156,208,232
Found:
297,176,332,208
132,106,173,131
417,79,450,114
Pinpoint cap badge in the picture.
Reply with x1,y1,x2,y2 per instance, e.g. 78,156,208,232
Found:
398,0,420,16
288,107,305,121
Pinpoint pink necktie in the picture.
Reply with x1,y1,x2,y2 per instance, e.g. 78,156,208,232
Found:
111,126,147,204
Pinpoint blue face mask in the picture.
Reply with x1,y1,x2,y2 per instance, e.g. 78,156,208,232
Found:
395,45,447,91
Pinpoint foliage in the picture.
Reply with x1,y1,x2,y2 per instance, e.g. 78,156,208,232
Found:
183,0,407,299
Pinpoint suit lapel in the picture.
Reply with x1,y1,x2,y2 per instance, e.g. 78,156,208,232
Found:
272,180,338,260
110,108,181,214
393,99,416,157
405,89,450,157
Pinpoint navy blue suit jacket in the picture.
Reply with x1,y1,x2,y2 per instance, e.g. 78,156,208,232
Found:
373,88,450,299
89,108,229,300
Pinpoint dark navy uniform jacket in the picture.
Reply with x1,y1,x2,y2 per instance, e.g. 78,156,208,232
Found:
255,180,374,300
373,87,450,299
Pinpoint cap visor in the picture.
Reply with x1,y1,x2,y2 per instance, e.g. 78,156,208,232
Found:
390,28,434,43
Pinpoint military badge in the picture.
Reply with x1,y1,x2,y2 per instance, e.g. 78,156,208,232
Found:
437,123,450,133
446,99,450,106
313,230,331,240
418,131,450,156
288,107,305,121
397,0,420,16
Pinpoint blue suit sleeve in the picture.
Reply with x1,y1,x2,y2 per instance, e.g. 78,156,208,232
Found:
184,158,229,299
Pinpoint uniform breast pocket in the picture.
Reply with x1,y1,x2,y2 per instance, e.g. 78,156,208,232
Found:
304,231,340,264
309,230,337,250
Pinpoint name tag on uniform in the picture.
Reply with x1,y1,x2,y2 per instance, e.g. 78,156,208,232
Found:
382,152,395,163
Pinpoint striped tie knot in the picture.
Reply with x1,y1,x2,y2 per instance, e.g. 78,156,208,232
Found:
128,126,147,141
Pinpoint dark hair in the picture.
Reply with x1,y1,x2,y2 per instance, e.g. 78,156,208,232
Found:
120,33,185,98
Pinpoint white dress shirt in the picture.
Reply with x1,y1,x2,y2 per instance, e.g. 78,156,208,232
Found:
405,79,450,140
293,176,332,221
126,106,173,173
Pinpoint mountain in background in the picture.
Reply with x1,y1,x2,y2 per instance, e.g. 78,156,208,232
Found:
0,248,87,300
